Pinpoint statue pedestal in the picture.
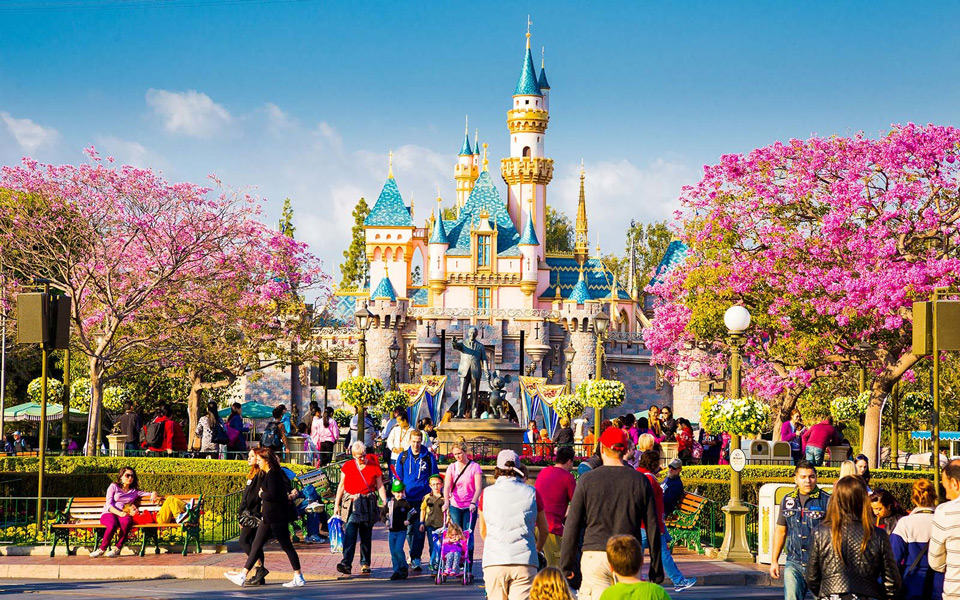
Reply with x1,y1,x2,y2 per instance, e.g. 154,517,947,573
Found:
435,418,523,449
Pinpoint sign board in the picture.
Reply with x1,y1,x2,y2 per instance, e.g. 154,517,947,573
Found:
937,301,960,351
730,449,747,472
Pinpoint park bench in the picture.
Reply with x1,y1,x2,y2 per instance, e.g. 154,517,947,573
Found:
664,491,709,555
48,494,203,557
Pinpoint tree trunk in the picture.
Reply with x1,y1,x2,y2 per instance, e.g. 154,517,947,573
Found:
862,353,920,468
84,356,104,456
187,369,204,451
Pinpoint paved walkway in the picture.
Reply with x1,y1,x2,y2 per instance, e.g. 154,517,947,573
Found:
0,528,776,587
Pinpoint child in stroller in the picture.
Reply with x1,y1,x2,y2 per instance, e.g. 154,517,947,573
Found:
434,520,471,585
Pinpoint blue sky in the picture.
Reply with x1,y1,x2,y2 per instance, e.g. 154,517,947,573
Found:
2,0,959,279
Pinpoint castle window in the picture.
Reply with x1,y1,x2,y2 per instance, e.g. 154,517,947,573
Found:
477,235,491,268
525,99,529,105
477,287,491,311
523,146,531,158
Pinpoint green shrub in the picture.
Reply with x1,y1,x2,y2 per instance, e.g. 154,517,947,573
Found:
0,456,311,476
7,472,249,499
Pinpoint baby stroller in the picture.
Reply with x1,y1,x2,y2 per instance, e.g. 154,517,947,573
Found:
433,518,472,585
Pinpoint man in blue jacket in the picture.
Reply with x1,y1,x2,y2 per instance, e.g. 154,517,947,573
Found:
396,429,438,571
661,458,685,516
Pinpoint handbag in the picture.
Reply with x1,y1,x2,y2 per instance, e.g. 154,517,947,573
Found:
239,508,262,528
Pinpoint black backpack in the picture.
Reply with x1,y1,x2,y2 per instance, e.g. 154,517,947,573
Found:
260,420,282,449
145,420,166,448
211,419,229,445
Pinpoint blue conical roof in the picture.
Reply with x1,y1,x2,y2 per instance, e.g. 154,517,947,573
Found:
519,212,539,246
444,171,520,257
459,134,473,156
370,274,397,302
538,67,550,90
514,46,542,97
429,214,449,245
568,274,592,304
364,177,415,227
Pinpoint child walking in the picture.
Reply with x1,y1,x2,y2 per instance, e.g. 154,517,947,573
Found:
419,474,445,572
385,480,418,580
600,535,672,600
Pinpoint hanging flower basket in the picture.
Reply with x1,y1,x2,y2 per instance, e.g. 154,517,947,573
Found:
337,376,385,409
830,391,870,422
379,390,409,415
902,391,933,418
553,394,586,421
332,408,352,429
701,396,770,437
699,396,723,433
576,379,626,409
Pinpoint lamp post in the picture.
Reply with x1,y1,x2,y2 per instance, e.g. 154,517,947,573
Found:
563,345,576,394
407,346,418,383
718,304,753,562
389,337,401,391
593,311,610,432
354,306,371,444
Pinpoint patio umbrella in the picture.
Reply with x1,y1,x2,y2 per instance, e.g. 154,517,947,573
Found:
3,401,88,422
218,401,275,420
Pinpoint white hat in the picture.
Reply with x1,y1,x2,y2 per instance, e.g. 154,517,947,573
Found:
496,449,524,476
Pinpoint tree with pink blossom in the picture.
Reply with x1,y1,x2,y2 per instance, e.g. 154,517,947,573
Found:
0,149,328,454
645,124,960,466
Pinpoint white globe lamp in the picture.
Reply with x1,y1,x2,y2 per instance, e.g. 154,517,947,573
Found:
724,305,751,333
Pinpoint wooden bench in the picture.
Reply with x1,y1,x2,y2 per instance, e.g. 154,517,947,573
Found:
48,494,203,557
664,492,709,554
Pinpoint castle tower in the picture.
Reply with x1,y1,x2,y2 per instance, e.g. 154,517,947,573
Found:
518,199,539,300
365,152,415,299
501,25,553,260
428,195,449,304
455,117,478,208
539,47,551,112
574,162,589,268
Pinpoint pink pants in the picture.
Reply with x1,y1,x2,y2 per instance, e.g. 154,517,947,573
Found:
100,513,135,551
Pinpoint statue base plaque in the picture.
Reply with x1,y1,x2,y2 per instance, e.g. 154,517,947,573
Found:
435,418,523,447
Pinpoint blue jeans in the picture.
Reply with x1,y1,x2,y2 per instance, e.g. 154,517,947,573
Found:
784,560,808,600
424,526,440,568
407,519,425,562
388,530,407,574
805,446,824,466
340,521,373,569
448,505,477,570
641,529,686,585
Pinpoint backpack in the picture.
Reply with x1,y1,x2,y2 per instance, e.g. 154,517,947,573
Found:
211,418,229,445
260,420,283,449
145,420,166,448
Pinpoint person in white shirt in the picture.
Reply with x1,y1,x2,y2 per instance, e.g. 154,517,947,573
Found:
387,416,414,474
929,459,960,600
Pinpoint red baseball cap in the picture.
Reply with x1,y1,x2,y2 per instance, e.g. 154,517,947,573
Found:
600,426,628,451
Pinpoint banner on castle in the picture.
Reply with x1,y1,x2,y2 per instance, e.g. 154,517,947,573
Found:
536,383,566,436
518,376,547,432
398,383,427,424
418,375,447,423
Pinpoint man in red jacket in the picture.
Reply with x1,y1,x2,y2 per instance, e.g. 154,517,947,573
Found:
145,404,188,454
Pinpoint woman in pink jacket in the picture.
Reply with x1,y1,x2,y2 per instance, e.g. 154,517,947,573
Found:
311,406,340,466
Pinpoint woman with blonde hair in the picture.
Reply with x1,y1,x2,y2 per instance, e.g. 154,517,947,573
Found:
529,566,575,600
805,476,901,600
838,460,857,479
890,479,943,600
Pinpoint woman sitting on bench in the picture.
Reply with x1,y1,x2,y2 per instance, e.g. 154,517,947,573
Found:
91,467,159,558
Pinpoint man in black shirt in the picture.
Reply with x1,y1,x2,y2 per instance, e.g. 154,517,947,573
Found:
561,426,663,600
115,401,141,452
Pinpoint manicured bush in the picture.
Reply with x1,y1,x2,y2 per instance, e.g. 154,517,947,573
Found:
0,456,311,476
6,472,249,499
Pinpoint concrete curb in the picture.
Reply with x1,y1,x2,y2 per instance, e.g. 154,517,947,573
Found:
0,563,341,581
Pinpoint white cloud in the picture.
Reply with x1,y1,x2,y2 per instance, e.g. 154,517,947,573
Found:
93,135,165,169
0,111,59,154
551,157,694,253
145,89,232,138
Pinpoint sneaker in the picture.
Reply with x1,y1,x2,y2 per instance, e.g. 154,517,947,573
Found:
361,565,372,575
89,548,105,558
282,574,306,588
305,501,323,511
104,548,120,558
411,558,422,571
224,572,246,586
390,572,402,581
675,577,697,592
399,569,409,580
336,562,352,575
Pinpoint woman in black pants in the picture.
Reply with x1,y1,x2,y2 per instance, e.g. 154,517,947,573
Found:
225,447,305,588
228,449,267,584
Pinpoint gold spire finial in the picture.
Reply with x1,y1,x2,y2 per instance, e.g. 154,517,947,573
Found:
574,162,589,266
580,158,585,178
388,150,394,178
526,15,532,48
410,194,414,219
482,143,489,171
437,186,442,203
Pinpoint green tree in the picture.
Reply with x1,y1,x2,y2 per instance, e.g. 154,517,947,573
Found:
279,197,296,238
340,197,370,288
626,220,672,294
546,206,573,252
412,265,422,286
441,206,458,220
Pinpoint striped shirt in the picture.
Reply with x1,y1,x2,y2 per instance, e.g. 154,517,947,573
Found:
929,496,960,599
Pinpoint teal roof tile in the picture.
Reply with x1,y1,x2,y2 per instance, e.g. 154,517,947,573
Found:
410,287,428,306
538,66,550,90
649,240,688,287
370,274,397,301
459,134,473,156
568,276,592,304
519,213,539,245
514,46,542,96
364,177,415,227
429,215,449,245
444,171,521,257
542,256,632,301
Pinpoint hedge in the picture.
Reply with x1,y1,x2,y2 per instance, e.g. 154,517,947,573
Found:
0,456,312,476
677,466,934,508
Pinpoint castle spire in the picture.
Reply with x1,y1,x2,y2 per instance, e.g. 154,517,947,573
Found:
388,149,394,179
459,116,473,156
574,160,589,266
482,143,489,171
515,18,542,97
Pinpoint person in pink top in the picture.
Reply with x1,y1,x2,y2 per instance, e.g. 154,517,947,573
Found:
534,445,576,568
800,416,842,466
780,409,806,465
91,466,159,558
311,406,340,466
443,437,483,574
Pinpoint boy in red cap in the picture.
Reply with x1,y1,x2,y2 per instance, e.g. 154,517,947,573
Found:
560,425,663,600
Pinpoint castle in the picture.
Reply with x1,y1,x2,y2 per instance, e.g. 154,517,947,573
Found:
244,28,702,425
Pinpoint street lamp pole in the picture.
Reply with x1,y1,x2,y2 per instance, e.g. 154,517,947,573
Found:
564,345,576,394
389,337,401,391
354,306,371,445
593,311,610,433
718,305,754,563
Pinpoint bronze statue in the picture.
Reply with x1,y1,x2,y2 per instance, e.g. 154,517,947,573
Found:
452,327,489,418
